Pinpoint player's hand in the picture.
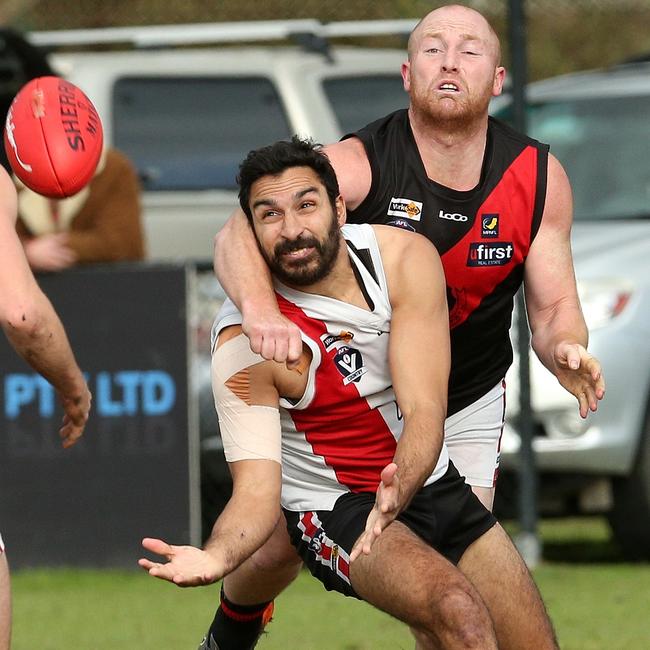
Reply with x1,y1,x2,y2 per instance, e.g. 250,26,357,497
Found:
553,342,605,418
241,307,303,370
139,538,224,587
350,463,400,562
58,382,91,448
24,233,77,271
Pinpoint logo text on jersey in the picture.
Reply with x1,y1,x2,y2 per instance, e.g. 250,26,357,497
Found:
333,345,368,384
481,213,499,237
387,218,416,232
438,210,468,222
321,331,354,351
467,242,514,266
387,197,423,221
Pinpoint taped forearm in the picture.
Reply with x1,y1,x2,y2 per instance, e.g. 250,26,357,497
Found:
212,333,282,463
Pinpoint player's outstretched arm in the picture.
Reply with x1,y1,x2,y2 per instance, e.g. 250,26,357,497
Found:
213,210,303,366
140,457,282,586
0,168,90,447
524,154,605,417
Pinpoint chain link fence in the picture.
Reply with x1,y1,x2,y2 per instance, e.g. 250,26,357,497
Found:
5,0,650,80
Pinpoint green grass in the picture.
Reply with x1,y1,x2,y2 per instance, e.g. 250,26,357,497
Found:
9,518,650,649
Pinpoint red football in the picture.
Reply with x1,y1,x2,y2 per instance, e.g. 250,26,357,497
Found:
3,76,103,198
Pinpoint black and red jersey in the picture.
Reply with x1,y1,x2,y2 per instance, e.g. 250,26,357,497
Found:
344,109,549,416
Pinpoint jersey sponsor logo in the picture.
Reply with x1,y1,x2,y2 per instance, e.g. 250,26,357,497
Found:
467,242,514,266
333,345,368,384
321,331,354,351
438,210,468,222
387,218,416,232
481,213,499,238
387,197,423,221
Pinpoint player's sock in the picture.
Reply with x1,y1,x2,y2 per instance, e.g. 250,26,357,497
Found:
201,588,274,650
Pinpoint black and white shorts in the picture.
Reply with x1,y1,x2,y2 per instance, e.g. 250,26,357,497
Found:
284,462,497,598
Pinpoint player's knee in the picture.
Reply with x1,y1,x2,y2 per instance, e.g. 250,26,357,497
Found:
423,583,495,648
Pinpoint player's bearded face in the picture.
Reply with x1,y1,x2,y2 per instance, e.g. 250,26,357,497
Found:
409,66,495,129
263,206,340,286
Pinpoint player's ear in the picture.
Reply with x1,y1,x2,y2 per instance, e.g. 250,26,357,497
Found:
335,194,346,226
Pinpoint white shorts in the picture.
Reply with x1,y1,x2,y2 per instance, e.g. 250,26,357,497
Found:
444,380,506,489
0,533,4,553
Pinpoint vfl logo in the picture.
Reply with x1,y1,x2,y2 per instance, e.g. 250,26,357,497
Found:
387,197,423,221
4,106,33,173
481,214,499,238
467,242,514,267
334,345,367,385
321,331,354,351
438,210,468,222
387,218,416,232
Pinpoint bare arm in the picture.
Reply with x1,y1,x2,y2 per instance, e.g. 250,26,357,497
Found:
524,154,605,416
0,168,90,447
212,138,371,365
352,226,450,558
140,328,283,585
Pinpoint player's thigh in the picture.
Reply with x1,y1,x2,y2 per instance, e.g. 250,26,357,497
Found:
458,523,558,650
350,521,486,630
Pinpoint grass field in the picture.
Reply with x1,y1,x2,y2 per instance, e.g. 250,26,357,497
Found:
9,517,650,649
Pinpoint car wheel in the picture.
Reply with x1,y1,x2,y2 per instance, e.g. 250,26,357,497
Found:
608,400,650,560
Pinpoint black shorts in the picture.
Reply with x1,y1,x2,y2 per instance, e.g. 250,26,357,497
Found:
284,462,497,598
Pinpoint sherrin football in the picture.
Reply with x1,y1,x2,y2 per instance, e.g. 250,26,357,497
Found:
3,76,103,198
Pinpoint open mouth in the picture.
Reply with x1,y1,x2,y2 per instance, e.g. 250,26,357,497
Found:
438,82,460,92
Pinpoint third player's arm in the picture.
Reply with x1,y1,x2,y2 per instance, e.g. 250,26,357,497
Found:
524,154,604,416
377,225,451,510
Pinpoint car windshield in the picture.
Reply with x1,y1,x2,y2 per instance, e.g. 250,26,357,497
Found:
494,95,650,221
323,75,407,134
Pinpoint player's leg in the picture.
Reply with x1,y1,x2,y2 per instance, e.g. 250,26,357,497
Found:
458,522,559,650
351,522,498,650
444,381,506,511
286,493,498,650
0,536,11,650
199,515,302,650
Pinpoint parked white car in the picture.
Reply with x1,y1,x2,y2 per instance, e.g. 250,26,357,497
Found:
492,61,650,558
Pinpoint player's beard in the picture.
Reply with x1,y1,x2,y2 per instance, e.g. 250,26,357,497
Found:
263,209,341,287
410,76,494,133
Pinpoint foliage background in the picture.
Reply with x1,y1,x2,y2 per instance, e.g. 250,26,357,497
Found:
2,0,650,80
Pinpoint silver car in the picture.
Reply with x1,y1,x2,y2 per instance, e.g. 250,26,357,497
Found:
492,61,650,559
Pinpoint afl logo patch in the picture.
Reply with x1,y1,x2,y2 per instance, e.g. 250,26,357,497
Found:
481,213,499,238
387,197,423,221
333,345,368,384
387,218,416,232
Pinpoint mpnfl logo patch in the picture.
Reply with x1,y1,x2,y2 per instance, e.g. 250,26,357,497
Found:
387,197,423,221
481,213,499,238
467,242,514,266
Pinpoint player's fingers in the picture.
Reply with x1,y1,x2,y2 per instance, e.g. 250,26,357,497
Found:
286,327,303,366
577,391,589,419
141,537,174,558
272,336,289,365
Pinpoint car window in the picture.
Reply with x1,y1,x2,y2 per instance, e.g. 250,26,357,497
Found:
323,75,407,134
494,95,650,221
113,77,292,191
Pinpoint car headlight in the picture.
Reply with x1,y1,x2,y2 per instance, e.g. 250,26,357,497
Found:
577,280,633,330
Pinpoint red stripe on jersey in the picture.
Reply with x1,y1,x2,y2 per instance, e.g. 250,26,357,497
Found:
277,294,397,493
443,145,538,329
338,555,350,579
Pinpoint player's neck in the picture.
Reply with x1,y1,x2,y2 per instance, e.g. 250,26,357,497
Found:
408,108,488,191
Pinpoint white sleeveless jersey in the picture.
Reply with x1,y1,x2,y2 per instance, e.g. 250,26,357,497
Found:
213,223,449,511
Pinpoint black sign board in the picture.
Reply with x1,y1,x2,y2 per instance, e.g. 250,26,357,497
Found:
0,264,199,568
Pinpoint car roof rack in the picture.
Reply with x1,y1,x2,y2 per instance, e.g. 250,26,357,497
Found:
27,18,416,53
